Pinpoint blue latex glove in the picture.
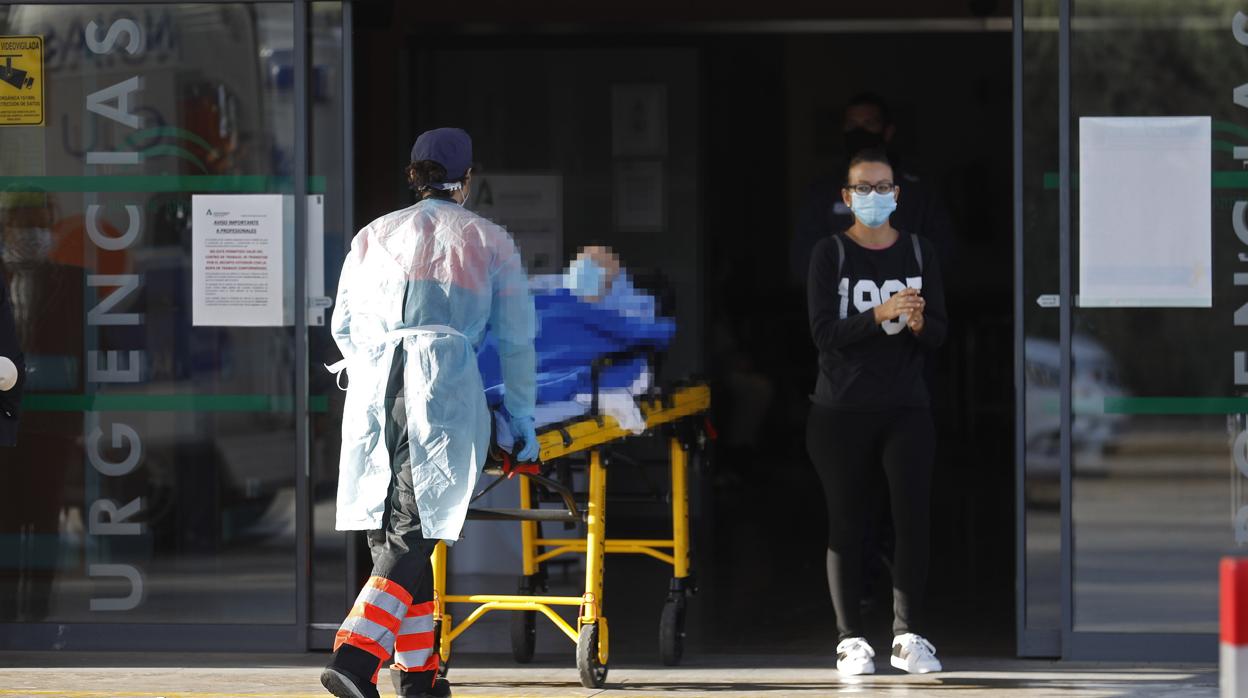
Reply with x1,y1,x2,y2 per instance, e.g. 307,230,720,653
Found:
510,415,540,462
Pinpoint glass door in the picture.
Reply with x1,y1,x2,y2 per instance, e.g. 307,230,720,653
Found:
1018,0,1245,660
0,0,349,650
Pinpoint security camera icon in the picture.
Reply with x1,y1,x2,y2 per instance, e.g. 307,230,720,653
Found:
0,55,33,91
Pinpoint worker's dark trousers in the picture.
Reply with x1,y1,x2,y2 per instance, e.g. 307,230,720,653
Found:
329,380,441,695
806,403,935,642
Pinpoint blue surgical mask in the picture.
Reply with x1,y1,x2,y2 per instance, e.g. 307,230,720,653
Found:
850,191,897,229
568,257,606,299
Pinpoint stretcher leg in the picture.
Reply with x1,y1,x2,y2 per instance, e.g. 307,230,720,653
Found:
577,449,609,688
431,540,451,670
660,436,691,666
520,474,538,577
512,475,540,663
671,437,690,580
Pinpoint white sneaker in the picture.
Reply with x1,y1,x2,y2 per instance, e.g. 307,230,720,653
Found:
891,633,942,674
836,637,876,676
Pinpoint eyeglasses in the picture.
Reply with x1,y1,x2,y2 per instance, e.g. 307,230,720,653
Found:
844,182,896,195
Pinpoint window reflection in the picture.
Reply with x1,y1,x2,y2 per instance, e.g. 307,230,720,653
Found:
0,3,304,625
1067,0,1248,635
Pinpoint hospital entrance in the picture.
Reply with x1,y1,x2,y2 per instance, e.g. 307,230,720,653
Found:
2,0,1235,666
347,3,1017,659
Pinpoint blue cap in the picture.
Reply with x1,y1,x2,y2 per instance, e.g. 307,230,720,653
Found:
410,128,473,183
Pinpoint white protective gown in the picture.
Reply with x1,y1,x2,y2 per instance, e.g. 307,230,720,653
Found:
330,198,536,541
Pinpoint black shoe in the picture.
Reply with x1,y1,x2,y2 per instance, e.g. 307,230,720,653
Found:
391,669,451,697
321,667,381,698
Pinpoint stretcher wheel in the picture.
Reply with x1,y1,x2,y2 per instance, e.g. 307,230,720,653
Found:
576,623,608,688
510,610,537,663
659,597,686,666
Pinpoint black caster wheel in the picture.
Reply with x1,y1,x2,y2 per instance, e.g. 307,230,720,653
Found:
576,622,609,688
510,609,537,663
659,597,686,666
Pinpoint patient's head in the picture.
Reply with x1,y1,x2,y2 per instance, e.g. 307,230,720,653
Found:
568,245,622,302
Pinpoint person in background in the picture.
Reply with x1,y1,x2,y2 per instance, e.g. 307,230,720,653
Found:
0,258,21,446
0,190,79,623
321,128,538,698
806,148,946,677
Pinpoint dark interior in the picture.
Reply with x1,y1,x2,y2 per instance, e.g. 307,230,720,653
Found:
351,0,1016,658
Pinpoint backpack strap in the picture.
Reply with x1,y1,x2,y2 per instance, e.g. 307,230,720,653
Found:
910,233,923,274
833,234,846,280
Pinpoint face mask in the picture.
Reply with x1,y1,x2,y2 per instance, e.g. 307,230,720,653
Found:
1,227,53,264
850,191,897,229
568,257,606,299
844,128,885,158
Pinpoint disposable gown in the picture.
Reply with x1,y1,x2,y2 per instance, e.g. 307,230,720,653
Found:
329,198,536,541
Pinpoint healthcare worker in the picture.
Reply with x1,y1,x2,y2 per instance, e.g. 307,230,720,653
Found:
806,148,946,677
321,128,539,698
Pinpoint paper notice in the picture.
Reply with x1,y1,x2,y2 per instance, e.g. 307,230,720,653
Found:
192,194,284,326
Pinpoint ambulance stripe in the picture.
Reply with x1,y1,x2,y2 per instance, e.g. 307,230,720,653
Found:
356,585,409,621
339,616,395,649
350,600,403,634
395,632,434,654
333,630,390,661
393,646,437,672
364,576,414,605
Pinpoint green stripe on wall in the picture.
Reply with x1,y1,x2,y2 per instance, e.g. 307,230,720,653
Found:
0,175,327,193
22,393,330,413
1042,171,1248,190
1101,397,1248,415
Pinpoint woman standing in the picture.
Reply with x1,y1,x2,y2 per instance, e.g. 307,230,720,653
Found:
806,148,946,676
322,128,539,698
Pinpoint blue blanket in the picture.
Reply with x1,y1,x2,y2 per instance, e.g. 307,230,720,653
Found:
478,288,675,411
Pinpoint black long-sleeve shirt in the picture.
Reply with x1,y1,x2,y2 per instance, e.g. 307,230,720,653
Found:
807,231,946,410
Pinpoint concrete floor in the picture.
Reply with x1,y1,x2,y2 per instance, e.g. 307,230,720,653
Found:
0,653,1220,697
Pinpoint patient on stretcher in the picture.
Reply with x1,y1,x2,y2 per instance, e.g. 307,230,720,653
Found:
478,246,675,449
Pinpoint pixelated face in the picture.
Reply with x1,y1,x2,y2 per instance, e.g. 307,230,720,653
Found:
568,246,623,302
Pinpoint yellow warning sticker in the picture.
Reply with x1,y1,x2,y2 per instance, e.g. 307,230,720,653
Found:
0,35,44,126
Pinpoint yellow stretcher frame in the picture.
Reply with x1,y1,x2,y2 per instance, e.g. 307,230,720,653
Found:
430,383,710,689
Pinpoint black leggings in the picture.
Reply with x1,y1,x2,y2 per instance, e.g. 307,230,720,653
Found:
806,404,934,640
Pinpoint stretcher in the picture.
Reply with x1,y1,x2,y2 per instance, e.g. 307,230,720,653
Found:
429,381,712,688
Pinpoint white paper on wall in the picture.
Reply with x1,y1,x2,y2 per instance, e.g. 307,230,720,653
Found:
469,173,563,275
1078,116,1212,308
193,194,285,326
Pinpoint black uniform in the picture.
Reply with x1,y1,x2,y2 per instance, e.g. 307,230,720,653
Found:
327,288,443,698
805,231,946,641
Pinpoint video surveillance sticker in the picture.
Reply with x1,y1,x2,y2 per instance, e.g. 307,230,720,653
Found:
0,36,44,126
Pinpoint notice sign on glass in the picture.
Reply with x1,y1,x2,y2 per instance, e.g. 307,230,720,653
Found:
192,195,284,326
1078,116,1211,308
0,35,44,126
